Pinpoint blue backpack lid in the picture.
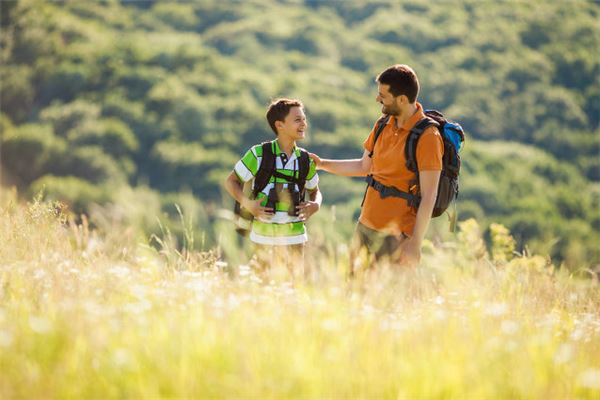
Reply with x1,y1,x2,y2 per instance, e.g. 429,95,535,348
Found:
443,122,464,153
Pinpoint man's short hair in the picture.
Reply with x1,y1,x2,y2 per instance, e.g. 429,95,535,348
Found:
266,98,304,135
376,64,420,103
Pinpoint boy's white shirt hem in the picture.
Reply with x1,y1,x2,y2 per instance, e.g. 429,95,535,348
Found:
250,231,308,245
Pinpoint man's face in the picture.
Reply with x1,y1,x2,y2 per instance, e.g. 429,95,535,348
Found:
376,83,401,115
277,106,307,140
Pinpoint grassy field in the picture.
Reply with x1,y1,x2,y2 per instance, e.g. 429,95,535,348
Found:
0,191,599,399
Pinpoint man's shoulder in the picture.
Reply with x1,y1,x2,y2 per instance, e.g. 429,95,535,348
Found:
416,124,444,156
422,124,442,137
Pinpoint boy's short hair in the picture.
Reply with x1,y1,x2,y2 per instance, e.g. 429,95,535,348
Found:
376,64,420,103
266,98,304,135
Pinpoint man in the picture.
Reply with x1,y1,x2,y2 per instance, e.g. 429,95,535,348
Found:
310,64,443,270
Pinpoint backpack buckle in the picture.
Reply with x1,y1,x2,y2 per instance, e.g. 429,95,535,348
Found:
374,181,393,199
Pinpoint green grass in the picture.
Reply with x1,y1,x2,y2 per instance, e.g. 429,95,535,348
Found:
0,191,599,399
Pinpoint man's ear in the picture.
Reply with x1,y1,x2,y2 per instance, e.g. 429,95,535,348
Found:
396,94,409,105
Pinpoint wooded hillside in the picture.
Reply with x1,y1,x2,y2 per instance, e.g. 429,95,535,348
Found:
1,0,598,266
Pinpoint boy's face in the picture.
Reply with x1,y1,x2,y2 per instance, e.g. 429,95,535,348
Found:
276,106,307,140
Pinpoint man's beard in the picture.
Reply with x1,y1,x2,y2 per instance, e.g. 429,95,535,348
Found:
382,103,400,116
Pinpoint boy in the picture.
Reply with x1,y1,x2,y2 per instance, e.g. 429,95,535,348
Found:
224,98,321,280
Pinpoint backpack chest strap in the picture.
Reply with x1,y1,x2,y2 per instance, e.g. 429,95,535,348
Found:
271,170,302,184
365,175,420,208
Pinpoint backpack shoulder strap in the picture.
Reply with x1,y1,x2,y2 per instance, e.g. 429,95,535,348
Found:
405,117,439,172
297,149,310,193
369,114,390,158
252,141,276,198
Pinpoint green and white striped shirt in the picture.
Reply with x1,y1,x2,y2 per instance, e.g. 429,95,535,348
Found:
234,140,319,245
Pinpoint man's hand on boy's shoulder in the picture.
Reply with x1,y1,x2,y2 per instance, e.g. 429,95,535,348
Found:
309,152,322,169
241,197,274,219
296,200,320,221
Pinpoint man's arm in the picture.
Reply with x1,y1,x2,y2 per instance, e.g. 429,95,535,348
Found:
223,171,273,218
309,150,372,177
399,170,441,266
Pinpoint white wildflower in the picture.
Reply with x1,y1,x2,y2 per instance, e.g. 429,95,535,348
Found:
0,330,13,347
578,368,600,389
107,265,131,278
485,302,508,317
29,316,52,334
501,320,519,335
321,318,339,332
113,348,132,368
570,328,585,342
238,265,251,277
553,343,574,365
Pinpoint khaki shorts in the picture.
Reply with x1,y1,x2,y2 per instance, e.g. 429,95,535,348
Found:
351,222,408,269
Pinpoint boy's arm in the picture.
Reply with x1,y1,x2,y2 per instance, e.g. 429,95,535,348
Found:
297,187,321,221
223,171,273,218
223,171,246,205
309,150,372,177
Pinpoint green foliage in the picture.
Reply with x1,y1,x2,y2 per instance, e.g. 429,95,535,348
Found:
0,114,14,140
29,175,110,213
0,123,66,185
0,65,35,123
67,117,138,158
149,140,236,197
490,223,516,263
7,0,62,64
0,0,598,266
152,2,199,31
40,99,102,136
57,146,125,184
460,141,599,265
37,62,91,104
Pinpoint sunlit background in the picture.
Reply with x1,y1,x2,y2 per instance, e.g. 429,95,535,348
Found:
1,0,598,267
0,1,599,398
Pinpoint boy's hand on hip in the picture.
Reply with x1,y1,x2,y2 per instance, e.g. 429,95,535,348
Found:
296,201,320,221
242,198,274,218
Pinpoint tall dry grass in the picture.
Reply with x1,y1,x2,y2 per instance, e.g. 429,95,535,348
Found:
0,190,598,399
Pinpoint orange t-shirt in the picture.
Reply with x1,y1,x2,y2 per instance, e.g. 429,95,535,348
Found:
360,102,444,236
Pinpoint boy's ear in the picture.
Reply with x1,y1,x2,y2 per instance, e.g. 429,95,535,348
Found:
274,120,284,131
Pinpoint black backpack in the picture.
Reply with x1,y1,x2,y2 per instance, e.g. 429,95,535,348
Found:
234,141,311,236
365,109,465,218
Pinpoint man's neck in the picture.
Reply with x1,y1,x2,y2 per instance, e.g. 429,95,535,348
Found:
276,136,296,157
395,103,418,128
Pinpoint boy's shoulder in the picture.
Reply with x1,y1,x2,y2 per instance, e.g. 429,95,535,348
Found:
295,145,313,158
245,140,275,157
295,144,308,153
295,146,315,165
